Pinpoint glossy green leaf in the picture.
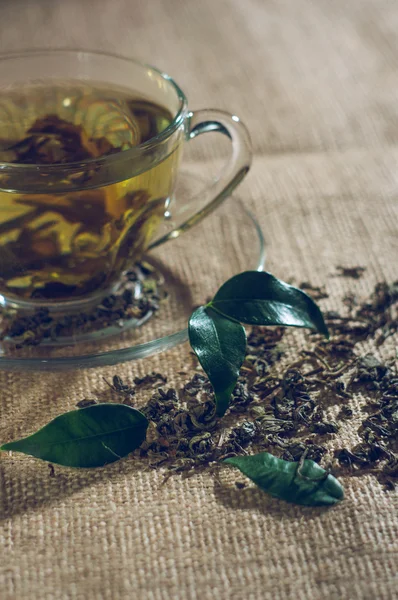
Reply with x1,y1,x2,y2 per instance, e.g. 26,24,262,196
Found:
1,404,149,468
188,306,246,416
225,452,344,506
211,271,329,337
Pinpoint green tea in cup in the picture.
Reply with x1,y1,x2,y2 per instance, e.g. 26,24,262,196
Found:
0,81,179,301
0,51,251,311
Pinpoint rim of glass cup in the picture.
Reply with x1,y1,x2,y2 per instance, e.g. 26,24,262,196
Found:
0,48,189,175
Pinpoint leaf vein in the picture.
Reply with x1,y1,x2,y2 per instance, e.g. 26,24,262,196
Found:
6,423,144,449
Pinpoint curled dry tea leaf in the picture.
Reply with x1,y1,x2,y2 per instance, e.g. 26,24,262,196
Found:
1,404,149,468
225,452,344,506
211,271,329,336
188,306,246,416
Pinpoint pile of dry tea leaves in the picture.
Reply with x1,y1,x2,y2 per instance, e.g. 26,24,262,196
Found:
79,275,397,489
0,262,165,347
2,268,396,496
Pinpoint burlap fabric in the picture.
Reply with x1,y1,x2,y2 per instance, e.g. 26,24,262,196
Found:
1,1,397,598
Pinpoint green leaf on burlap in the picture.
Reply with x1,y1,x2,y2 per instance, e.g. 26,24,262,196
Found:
211,271,329,336
188,305,246,416
225,452,344,506
1,403,149,468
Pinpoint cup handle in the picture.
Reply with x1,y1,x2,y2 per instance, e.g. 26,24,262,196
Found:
148,109,252,250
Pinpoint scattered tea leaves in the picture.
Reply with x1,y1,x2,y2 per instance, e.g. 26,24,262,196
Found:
335,265,366,280
1,404,149,468
225,452,344,506
325,280,398,344
0,263,162,347
1,271,396,499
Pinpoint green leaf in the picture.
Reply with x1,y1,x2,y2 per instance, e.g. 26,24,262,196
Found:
1,404,149,468
188,306,246,416
225,452,344,506
211,271,329,337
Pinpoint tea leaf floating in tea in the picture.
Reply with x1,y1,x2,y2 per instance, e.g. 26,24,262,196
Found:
1,404,149,468
5,114,114,164
188,306,246,417
225,452,344,506
0,83,153,163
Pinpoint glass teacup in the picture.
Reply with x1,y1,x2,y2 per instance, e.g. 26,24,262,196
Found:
0,50,251,312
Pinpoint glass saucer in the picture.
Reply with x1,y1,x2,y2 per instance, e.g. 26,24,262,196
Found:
0,170,265,371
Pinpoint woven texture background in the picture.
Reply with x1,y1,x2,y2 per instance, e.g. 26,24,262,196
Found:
1,1,398,598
